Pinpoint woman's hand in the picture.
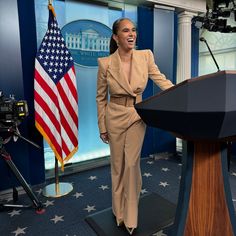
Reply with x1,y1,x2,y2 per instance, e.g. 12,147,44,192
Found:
100,132,109,144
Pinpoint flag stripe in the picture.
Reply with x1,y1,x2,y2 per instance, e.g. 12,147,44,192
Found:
34,90,61,135
35,108,62,158
57,79,78,125
66,67,78,102
34,100,61,147
59,109,78,147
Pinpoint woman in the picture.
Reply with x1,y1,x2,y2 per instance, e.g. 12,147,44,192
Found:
96,18,173,234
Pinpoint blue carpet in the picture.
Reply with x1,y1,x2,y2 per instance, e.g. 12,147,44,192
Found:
0,154,236,236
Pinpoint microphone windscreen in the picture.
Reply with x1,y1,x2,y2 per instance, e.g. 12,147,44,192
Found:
199,37,205,42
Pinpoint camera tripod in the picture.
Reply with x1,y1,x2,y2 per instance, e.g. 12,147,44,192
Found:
0,128,44,214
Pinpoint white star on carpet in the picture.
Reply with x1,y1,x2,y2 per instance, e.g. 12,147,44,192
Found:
43,200,54,207
152,230,167,236
162,167,170,172
8,209,21,217
143,172,152,177
159,181,169,187
99,185,109,190
73,192,84,198
178,163,182,166
51,215,64,224
233,199,236,202
231,172,236,176
88,176,97,180
36,188,43,194
12,227,27,236
141,188,148,194
84,205,96,213
147,161,154,164
6,198,12,202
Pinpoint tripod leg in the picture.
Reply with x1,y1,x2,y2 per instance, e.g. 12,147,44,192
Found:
2,152,44,213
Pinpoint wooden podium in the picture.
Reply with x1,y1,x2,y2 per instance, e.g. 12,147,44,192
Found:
135,70,236,236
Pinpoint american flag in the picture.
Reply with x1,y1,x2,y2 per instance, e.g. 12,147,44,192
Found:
34,6,78,168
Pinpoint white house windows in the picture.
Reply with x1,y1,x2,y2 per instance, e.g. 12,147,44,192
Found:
65,29,109,51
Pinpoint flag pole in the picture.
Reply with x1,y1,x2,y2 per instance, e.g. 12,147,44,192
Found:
42,157,73,197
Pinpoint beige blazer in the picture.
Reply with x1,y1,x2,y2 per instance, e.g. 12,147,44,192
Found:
96,49,173,134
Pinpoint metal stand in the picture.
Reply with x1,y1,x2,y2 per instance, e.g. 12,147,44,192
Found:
42,157,73,198
0,146,44,213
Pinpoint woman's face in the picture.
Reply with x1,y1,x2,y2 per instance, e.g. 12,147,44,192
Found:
113,19,137,52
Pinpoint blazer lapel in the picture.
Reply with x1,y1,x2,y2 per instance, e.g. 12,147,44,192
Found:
129,49,144,89
107,50,135,96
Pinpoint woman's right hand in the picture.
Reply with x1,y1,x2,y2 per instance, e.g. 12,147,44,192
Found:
100,132,109,144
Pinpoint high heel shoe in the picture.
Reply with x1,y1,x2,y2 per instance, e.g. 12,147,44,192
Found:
125,226,135,235
116,218,124,227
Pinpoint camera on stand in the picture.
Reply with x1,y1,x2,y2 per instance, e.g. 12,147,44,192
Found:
0,91,44,214
0,91,28,130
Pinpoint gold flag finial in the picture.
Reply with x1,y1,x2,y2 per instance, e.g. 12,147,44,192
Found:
48,1,56,18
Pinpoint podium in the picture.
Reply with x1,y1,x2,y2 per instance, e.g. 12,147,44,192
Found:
135,70,236,236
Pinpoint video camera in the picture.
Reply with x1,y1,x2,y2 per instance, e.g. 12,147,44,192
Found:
0,91,29,128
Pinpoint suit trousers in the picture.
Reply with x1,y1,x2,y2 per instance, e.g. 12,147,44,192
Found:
109,119,146,228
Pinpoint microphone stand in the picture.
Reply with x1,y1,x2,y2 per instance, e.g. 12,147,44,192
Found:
200,37,233,170
200,37,220,72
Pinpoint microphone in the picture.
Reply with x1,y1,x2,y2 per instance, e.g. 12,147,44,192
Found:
199,37,220,72
199,37,206,42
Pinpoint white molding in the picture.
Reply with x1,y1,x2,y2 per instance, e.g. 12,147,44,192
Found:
146,0,206,13
154,4,175,11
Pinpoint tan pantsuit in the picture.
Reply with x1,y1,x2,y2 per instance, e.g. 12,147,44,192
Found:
96,49,173,228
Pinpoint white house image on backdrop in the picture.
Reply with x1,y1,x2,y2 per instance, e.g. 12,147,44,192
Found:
65,29,110,52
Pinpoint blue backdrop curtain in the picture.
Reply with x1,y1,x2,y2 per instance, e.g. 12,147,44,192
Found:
137,5,177,157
